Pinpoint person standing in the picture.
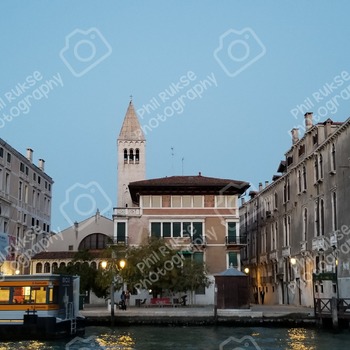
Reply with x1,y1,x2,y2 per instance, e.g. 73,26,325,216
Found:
120,291,127,310
125,290,130,307
260,289,265,305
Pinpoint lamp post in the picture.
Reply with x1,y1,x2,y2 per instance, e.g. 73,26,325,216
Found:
244,267,250,305
101,259,126,326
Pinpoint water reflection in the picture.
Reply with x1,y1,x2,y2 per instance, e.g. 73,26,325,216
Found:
287,328,316,350
97,332,135,349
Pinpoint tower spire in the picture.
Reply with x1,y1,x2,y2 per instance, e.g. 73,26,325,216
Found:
118,100,145,141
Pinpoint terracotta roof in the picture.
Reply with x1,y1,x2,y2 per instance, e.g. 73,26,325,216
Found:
118,101,145,141
128,174,250,203
32,250,106,260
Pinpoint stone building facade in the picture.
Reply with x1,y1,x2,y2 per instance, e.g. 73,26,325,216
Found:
240,113,350,307
0,140,53,275
113,101,249,304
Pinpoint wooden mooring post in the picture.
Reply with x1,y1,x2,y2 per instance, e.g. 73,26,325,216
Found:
331,297,338,329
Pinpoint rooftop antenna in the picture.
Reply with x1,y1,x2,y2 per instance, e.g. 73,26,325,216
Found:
182,157,184,175
171,147,174,174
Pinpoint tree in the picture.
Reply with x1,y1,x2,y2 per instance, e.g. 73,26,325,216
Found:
119,238,211,300
55,250,107,298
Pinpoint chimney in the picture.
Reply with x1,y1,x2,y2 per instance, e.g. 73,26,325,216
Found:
241,197,246,205
304,112,313,131
265,180,269,188
291,128,299,144
26,148,33,163
38,159,45,171
259,182,263,191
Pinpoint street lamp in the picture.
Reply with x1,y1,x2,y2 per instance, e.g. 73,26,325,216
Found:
101,258,126,326
244,267,250,305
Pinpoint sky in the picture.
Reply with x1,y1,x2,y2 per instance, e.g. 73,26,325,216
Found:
1,0,350,232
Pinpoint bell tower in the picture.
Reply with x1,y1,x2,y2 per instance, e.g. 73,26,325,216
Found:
117,100,146,207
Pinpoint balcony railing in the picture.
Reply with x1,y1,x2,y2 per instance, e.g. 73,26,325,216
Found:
113,207,141,217
282,246,291,257
225,235,247,246
269,250,278,261
312,236,326,251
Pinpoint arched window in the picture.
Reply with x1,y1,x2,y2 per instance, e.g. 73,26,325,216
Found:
331,143,336,171
319,154,323,179
124,149,128,162
274,192,278,209
52,262,58,273
314,156,319,181
78,233,111,250
302,165,307,190
320,199,325,236
36,262,42,273
129,149,134,161
44,262,50,273
332,192,337,231
91,261,97,270
59,262,66,269
135,149,140,162
303,208,307,241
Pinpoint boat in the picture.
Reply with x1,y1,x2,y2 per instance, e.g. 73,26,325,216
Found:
0,273,85,340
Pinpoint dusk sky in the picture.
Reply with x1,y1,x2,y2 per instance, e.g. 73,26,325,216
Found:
1,1,350,231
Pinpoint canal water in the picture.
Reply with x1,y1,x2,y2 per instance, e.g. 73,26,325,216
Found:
1,325,350,349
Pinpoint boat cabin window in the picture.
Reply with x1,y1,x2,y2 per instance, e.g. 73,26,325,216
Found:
0,287,10,304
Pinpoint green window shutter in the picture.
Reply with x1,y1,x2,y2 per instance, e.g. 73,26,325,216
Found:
193,252,203,263
183,222,191,237
227,222,237,243
173,222,181,237
151,223,161,238
163,222,171,237
192,222,203,244
228,252,238,268
117,222,126,242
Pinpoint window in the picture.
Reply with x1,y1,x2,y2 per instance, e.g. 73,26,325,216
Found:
33,173,36,181
0,287,10,304
68,245,73,251
182,196,191,207
228,252,238,268
44,262,50,273
124,149,128,161
151,222,161,238
227,222,237,244
193,196,202,207
332,192,337,231
0,147,3,158
261,228,266,253
6,153,11,163
38,176,41,184
151,195,162,207
171,196,181,207
129,149,134,161
25,166,29,176
274,192,278,209
302,165,307,190
320,199,325,236
5,173,10,194
20,163,25,172
315,201,320,237
116,222,126,242
35,263,42,273
18,181,23,201
135,149,140,162
331,143,336,172
24,185,28,203
78,233,110,250
283,216,290,246
314,156,319,181
297,169,302,193
150,221,203,241
303,208,307,241
319,154,323,179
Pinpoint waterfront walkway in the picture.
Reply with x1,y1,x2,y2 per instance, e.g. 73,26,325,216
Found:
80,303,315,326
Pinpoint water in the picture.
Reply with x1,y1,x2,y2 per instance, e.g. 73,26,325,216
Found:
1,326,350,350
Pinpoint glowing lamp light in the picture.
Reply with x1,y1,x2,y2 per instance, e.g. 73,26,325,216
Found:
290,258,297,265
119,260,126,269
244,267,250,274
15,269,20,275
101,261,107,269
